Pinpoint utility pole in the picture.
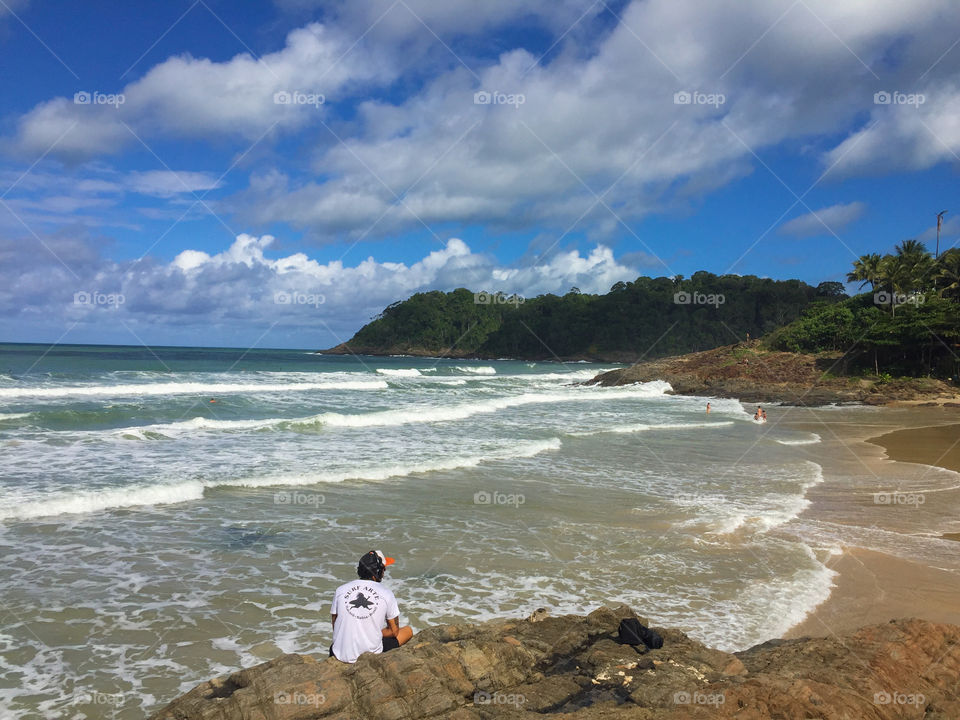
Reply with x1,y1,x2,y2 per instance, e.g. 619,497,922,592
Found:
937,210,948,259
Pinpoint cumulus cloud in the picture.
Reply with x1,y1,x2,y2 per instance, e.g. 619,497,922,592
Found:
0,233,642,347
11,22,392,159
231,0,960,240
778,201,866,237
10,0,960,240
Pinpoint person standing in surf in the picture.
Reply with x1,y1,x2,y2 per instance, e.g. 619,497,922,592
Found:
329,550,413,663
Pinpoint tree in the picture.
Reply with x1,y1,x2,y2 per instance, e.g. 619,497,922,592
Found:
847,253,884,290
936,249,960,300
815,281,847,298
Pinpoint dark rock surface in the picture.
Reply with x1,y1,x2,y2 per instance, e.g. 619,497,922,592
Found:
150,606,960,719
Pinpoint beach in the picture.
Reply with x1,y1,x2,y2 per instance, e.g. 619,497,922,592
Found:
781,409,960,638
2,343,960,718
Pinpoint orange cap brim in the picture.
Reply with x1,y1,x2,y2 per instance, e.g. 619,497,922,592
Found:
383,556,395,566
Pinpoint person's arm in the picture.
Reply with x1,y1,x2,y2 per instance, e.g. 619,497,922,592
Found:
384,616,400,638
331,613,337,630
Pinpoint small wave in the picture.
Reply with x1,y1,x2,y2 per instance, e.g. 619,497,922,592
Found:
776,433,822,446
224,438,562,489
454,366,496,375
0,481,206,521
0,412,31,421
0,380,388,399
569,420,735,437
115,383,671,437
375,369,422,377
1,439,562,520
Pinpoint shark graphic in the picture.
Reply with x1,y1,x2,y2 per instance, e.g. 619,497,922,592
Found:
348,593,375,610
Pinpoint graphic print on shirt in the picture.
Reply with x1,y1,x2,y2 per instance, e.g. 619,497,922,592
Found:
343,585,382,620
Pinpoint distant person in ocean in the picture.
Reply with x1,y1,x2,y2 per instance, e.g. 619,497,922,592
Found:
754,407,762,422
706,403,711,414
761,409,767,422
329,550,413,663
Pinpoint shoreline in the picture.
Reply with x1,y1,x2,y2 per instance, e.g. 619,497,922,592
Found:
783,412,960,639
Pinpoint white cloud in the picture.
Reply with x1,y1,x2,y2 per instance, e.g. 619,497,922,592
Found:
230,0,960,240
11,22,392,159
0,232,642,346
822,85,960,176
778,201,866,237
5,0,960,246
127,171,222,197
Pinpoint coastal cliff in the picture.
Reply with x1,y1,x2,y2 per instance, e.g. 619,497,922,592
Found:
150,605,960,719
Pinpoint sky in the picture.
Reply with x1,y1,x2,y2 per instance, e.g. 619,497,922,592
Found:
0,0,958,349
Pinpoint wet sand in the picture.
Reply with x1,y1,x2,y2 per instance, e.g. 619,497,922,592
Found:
784,414,960,639
867,423,960,474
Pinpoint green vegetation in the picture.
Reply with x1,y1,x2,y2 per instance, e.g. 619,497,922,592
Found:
343,274,842,360
766,243,960,378
338,240,959,380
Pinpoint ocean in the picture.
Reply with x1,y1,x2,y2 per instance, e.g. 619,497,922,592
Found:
2,342,941,718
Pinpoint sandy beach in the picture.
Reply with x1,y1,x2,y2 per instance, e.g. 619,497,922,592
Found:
784,410,960,639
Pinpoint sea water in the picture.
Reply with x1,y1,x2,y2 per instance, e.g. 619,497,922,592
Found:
0,342,952,719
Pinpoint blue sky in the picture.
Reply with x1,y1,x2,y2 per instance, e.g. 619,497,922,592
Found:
1,0,958,349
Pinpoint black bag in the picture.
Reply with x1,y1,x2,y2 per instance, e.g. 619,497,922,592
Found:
617,618,663,650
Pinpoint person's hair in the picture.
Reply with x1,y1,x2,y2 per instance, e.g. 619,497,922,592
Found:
357,551,385,581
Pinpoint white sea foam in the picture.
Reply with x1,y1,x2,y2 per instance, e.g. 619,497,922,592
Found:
0,412,31,421
682,461,825,536
0,481,207,521
375,368,422,377
0,438,562,520
569,420,735,437
454,366,496,375
0,380,388,399
225,437,562,489
115,382,671,437
777,433,822,446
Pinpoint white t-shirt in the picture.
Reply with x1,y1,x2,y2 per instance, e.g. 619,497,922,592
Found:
330,580,400,663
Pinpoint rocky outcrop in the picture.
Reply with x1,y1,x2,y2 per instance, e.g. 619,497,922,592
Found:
587,342,959,406
150,606,960,719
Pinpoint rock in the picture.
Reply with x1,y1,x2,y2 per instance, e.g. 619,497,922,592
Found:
585,342,960,406
149,610,960,720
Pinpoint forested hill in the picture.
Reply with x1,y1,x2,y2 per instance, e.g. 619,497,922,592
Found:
322,272,845,361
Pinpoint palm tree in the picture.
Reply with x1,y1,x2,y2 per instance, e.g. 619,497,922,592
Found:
877,255,918,317
894,239,935,290
847,253,884,290
936,249,960,300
